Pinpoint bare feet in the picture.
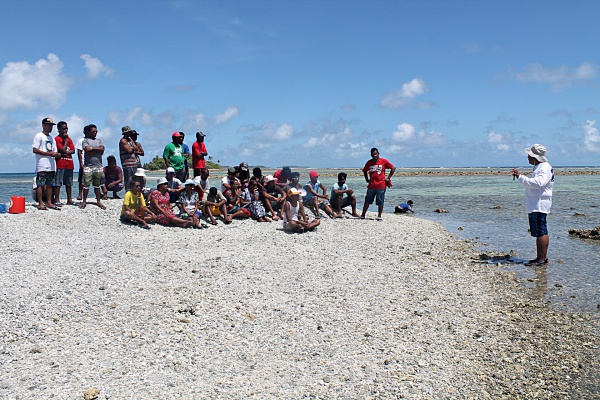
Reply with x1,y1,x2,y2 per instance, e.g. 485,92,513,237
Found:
97,202,106,210
79,202,87,209
351,213,361,218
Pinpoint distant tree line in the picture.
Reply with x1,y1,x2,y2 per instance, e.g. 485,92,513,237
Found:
143,155,221,170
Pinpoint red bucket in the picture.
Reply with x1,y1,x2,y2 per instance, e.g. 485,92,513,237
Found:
9,196,26,214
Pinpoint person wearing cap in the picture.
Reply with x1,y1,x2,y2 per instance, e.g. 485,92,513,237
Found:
165,167,184,203
32,117,60,210
303,170,336,219
331,172,361,218
283,187,320,233
238,162,250,186
177,179,207,229
79,124,107,210
54,121,76,206
394,200,414,214
149,177,192,227
192,132,208,177
131,168,150,199
261,174,286,220
163,132,186,182
360,147,395,221
119,126,139,188
221,167,237,195
512,144,554,267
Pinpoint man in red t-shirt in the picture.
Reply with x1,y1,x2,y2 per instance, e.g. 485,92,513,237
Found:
360,147,395,220
54,121,76,205
192,131,208,177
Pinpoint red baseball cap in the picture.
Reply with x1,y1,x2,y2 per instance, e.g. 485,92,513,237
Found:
172,132,181,138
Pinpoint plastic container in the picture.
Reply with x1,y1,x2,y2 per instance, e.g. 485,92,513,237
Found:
9,196,26,214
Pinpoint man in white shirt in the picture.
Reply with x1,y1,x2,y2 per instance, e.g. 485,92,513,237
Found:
32,117,60,210
512,144,554,267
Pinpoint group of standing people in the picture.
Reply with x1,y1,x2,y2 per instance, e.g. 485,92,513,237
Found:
32,119,146,211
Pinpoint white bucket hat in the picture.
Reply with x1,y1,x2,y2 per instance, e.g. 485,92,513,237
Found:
525,144,548,163
134,168,146,177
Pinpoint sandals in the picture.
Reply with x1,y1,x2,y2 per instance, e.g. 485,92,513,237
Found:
524,259,549,267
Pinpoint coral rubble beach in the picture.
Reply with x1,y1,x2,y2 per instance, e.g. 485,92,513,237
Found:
0,201,597,398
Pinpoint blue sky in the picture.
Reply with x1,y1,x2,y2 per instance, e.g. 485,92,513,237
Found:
1,0,599,172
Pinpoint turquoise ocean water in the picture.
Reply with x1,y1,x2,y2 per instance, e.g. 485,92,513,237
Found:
1,168,598,314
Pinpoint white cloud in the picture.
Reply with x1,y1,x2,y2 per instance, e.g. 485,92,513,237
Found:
497,144,510,151
487,131,503,143
274,123,293,140
417,130,447,147
380,78,429,109
392,123,415,142
184,112,207,131
582,120,599,152
511,62,596,89
0,53,72,111
214,106,239,124
304,137,319,148
487,130,512,145
303,127,353,149
80,54,114,79
332,141,370,158
387,144,405,154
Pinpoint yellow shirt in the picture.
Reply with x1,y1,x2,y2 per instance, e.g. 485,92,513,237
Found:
121,190,146,215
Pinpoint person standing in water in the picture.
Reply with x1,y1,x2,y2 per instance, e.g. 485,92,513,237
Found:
512,144,554,267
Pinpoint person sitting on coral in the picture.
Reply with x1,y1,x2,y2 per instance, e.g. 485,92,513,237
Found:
149,177,192,228
120,180,156,229
283,188,320,233
177,179,207,229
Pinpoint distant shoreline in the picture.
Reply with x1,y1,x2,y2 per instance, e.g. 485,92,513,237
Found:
2,167,598,177
140,167,599,178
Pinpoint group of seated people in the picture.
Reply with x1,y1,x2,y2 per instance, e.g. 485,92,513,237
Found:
120,164,365,233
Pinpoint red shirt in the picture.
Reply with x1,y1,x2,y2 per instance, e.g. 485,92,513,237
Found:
362,157,394,190
55,136,75,170
273,169,287,184
192,141,207,169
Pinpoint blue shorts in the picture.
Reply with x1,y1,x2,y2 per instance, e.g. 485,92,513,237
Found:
364,188,386,206
528,212,548,237
56,169,74,186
